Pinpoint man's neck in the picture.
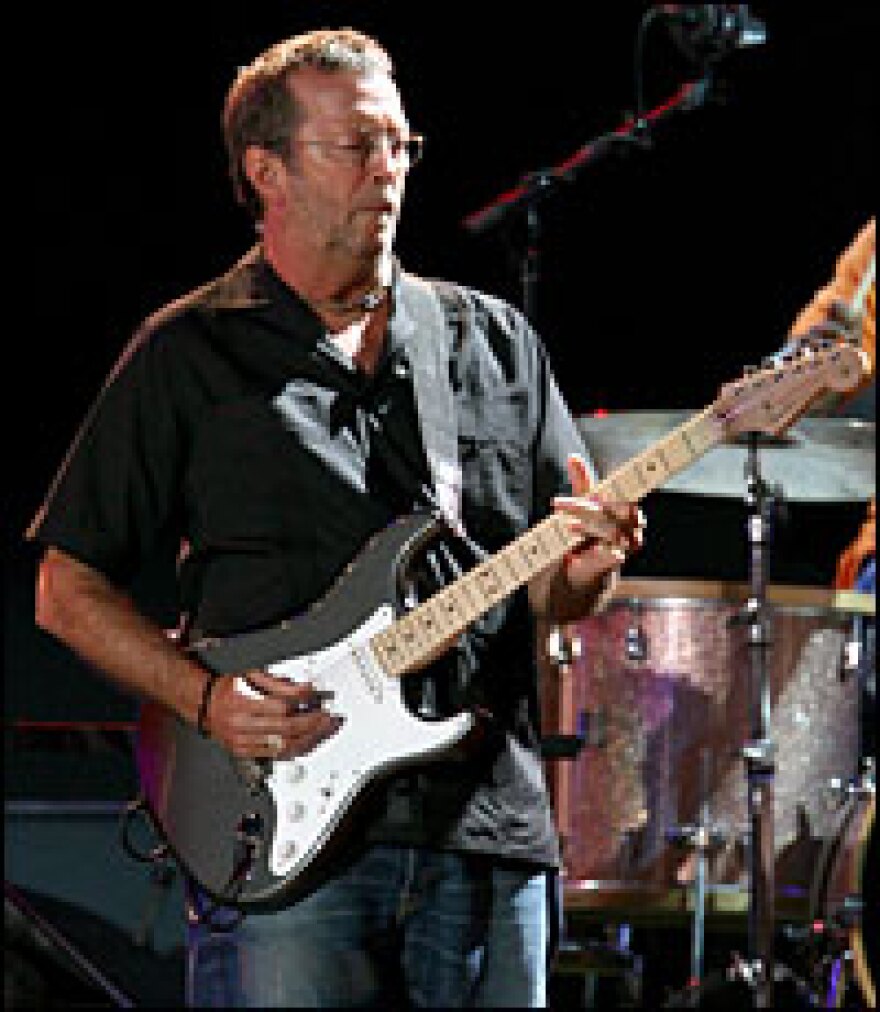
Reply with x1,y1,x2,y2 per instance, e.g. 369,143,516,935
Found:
261,228,392,324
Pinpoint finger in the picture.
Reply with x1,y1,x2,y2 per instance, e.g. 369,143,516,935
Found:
287,714,344,754
227,710,332,735
554,497,627,544
826,299,861,327
622,506,648,550
225,676,321,722
558,483,639,530
810,320,856,343
236,713,343,759
242,670,330,706
566,454,593,497
599,499,645,527
564,541,627,581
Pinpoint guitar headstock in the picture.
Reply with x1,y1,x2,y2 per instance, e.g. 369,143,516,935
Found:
713,341,870,438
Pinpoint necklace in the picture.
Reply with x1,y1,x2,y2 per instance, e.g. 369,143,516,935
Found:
315,286,388,316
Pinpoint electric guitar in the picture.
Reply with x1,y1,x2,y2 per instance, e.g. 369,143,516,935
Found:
135,340,869,910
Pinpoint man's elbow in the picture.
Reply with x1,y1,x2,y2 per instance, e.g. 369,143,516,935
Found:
34,548,84,638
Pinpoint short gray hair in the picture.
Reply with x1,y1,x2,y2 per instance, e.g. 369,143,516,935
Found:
223,28,394,219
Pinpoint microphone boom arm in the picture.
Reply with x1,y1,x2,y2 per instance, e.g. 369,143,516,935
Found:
460,77,712,236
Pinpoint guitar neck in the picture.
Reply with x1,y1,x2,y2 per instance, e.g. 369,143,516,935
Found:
370,405,724,678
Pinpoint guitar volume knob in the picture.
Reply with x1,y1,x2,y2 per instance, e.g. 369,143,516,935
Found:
286,763,306,783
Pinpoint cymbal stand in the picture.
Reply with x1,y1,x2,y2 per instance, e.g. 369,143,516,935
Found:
691,753,710,994
687,750,720,994
666,749,728,1005
735,432,782,1008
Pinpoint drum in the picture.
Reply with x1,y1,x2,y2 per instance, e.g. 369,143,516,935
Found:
538,578,875,914
809,790,875,1008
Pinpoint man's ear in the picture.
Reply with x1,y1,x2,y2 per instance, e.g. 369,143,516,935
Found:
243,146,285,204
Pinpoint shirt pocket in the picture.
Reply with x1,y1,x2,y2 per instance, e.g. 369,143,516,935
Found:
456,385,533,534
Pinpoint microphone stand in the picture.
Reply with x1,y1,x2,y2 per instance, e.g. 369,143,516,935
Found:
461,77,713,322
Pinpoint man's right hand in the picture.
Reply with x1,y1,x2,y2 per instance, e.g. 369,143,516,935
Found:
34,548,343,763
203,670,343,760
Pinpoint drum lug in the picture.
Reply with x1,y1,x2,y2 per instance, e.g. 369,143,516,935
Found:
842,634,861,678
624,624,648,662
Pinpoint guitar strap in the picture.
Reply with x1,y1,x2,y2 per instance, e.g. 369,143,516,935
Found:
395,270,464,531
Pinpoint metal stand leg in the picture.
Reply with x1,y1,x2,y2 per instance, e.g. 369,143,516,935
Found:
738,433,781,1007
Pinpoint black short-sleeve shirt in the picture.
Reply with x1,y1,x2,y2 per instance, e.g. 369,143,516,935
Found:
29,246,593,869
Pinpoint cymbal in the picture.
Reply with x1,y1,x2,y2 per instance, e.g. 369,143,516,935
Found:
576,411,875,501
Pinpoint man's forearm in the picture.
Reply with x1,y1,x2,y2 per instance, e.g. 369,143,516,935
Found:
35,547,209,725
528,562,618,624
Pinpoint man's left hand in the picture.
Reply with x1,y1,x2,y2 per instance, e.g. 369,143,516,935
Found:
528,454,645,621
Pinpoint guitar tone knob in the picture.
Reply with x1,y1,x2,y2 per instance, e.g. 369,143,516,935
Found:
288,802,306,821
286,763,306,783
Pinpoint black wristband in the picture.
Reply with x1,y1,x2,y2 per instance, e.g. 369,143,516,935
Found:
196,672,222,738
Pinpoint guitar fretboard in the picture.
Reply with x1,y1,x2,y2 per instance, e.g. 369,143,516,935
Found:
370,405,723,678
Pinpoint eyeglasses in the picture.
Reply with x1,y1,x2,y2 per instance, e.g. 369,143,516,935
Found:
295,132,425,170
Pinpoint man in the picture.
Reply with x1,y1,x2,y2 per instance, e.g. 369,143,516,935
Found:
789,219,875,382
792,217,876,764
28,29,643,1007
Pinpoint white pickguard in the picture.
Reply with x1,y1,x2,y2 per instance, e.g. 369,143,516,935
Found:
234,607,473,878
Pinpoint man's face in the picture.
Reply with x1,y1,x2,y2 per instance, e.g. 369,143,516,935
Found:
277,67,414,264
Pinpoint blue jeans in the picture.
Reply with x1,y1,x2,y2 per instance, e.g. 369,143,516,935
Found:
186,845,547,1007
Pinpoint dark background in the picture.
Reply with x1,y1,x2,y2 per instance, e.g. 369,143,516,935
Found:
6,3,876,727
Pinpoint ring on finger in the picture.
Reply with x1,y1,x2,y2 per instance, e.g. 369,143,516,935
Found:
265,733,284,755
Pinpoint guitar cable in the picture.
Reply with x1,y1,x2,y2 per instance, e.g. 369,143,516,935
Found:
120,793,250,933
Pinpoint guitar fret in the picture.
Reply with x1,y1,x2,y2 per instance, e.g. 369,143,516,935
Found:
527,527,552,564
599,409,720,504
451,578,481,618
642,453,666,480
474,562,503,598
415,599,443,637
455,571,487,618
518,538,545,572
610,470,636,501
679,426,698,456
434,586,467,624
548,515,575,551
499,547,523,583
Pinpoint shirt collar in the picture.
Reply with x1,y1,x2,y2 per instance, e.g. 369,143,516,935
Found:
198,244,407,355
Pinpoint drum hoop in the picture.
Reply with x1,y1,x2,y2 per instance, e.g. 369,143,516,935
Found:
605,597,867,622
852,796,876,1008
807,793,875,1007
561,880,810,921
610,578,875,616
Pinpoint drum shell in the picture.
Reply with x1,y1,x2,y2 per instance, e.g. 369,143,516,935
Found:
539,581,867,898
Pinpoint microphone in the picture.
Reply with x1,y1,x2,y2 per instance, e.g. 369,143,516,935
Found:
659,5,767,64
